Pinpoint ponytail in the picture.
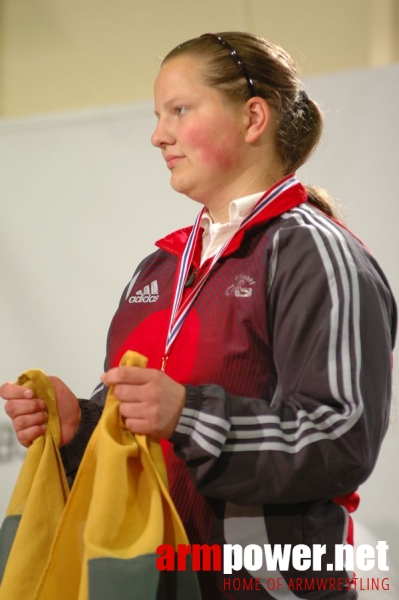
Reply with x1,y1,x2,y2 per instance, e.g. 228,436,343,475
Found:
305,185,342,220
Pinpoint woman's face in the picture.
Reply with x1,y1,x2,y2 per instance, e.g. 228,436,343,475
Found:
151,55,249,206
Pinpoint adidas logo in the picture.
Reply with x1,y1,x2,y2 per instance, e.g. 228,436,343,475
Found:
129,280,159,303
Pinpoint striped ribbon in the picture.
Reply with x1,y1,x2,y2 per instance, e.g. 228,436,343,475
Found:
162,175,300,368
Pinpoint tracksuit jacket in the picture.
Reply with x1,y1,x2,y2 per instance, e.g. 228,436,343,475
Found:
62,178,397,599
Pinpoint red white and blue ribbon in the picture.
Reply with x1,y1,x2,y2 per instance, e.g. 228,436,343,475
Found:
162,174,300,369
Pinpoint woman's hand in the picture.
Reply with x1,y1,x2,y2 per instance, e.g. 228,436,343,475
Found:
0,377,81,448
101,367,186,439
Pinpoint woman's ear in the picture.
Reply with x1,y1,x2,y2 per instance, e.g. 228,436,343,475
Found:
244,97,271,144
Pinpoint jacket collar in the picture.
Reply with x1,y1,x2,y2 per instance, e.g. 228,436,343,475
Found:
156,175,308,261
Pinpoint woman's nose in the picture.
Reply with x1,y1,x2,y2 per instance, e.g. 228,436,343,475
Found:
151,118,173,148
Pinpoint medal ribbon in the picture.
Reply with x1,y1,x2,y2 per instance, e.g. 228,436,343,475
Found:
162,175,301,368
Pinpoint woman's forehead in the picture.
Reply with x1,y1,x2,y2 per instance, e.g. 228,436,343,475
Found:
154,55,210,93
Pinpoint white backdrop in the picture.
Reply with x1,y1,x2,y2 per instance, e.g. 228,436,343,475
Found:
0,64,398,577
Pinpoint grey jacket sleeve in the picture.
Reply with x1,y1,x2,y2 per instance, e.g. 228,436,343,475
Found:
170,206,397,505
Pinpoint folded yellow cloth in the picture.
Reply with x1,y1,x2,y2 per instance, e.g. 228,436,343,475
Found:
0,351,201,600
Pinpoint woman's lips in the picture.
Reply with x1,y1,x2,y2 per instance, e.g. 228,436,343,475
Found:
165,155,184,169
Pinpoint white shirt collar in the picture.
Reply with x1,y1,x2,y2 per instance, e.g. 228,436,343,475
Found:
199,191,265,265
200,191,265,232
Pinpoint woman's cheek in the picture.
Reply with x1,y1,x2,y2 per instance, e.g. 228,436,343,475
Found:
186,124,240,169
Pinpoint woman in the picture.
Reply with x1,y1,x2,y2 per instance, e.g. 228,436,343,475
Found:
1,32,396,599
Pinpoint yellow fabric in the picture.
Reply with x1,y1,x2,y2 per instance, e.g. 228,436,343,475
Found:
0,370,69,599
0,351,194,599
